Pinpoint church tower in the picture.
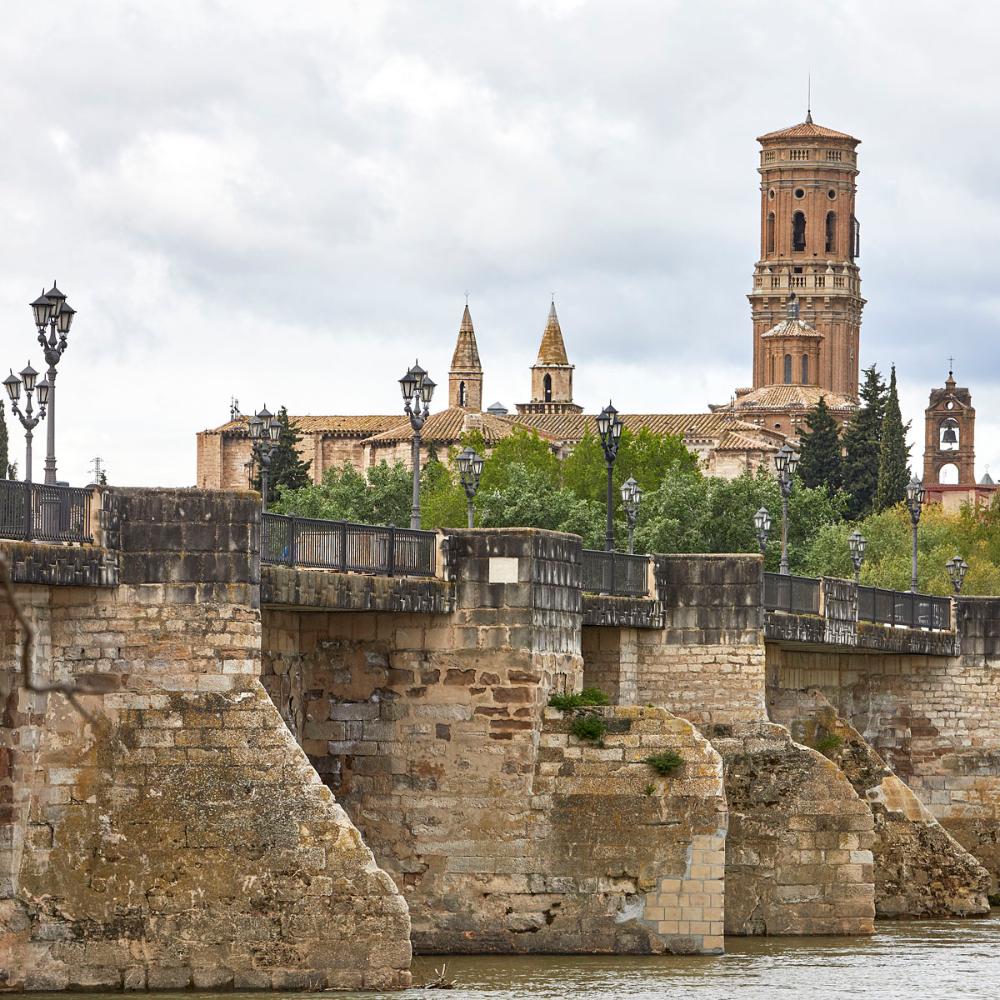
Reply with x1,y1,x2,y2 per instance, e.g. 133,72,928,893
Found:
922,368,976,486
449,304,483,411
516,301,583,414
749,114,865,401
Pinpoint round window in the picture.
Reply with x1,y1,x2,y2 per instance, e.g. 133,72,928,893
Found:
946,401,955,410
794,188,805,199
768,189,776,200
828,189,837,200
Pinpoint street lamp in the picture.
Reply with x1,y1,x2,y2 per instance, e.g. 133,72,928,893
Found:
456,446,485,529
400,361,435,529
596,401,624,552
753,506,772,557
248,405,282,510
905,477,926,592
29,282,75,486
3,363,50,482
774,443,799,575
848,530,867,584
620,477,642,554
946,554,969,595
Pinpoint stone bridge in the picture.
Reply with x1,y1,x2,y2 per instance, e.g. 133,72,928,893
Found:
2,487,999,990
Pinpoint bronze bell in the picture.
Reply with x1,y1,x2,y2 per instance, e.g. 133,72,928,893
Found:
942,426,958,445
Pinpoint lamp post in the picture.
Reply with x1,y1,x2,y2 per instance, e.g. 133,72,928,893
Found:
945,554,968,595
774,443,799,575
456,446,484,529
848,530,867,584
3,363,50,483
905,477,925,593
29,283,75,486
620,476,642,554
596,401,624,552
399,362,435,529
248,405,282,510
753,506,772,557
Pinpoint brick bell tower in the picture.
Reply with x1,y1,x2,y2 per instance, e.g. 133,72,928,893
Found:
749,112,865,401
923,368,976,485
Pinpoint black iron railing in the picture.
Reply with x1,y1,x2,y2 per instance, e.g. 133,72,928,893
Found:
0,479,93,544
581,549,649,597
763,572,821,615
262,512,436,577
857,586,951,631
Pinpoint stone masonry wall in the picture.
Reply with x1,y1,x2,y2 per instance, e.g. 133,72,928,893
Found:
637,555,766,727
0,489,410,991
582,627,638,705
768,601,1000,889
769,687,990,917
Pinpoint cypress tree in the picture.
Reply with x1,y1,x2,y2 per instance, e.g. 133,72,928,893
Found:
0,403,8,480
874,364,911,511
842,365,886,519
253,406,312,497
796,396,842,491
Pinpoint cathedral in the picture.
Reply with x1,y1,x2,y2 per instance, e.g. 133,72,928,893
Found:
196,113,995,502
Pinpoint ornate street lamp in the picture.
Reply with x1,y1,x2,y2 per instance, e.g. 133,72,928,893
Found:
905,477,926,592
946,554,969,595
456,445,484,529
620,476,642,554
400,361,435,529
248,405,282,510
774,443,799,575
29,282,75,486
3,363,50,483
596,401,624,552
848,530,867,584
753,506,772,557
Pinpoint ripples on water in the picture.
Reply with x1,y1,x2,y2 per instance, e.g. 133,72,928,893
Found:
69,916,1000,1000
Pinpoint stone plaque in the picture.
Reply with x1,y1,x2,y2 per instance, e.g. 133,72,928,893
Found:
488,556,520,583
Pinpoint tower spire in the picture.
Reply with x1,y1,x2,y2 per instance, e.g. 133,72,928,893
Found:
806,73,812,124
449,303,483,411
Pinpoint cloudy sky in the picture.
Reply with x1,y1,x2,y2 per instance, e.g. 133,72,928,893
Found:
1,1,998,487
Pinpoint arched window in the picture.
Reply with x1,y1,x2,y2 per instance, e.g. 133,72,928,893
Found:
801,354,809,384
459,381,467,407
783,354,792,384
792,211,806,252
766,212,775,255
939,418,960,451
544,373,552,402
825,211,837,253
938,462,959,485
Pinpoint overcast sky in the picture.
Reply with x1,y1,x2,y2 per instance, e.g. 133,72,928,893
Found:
1,1,998,487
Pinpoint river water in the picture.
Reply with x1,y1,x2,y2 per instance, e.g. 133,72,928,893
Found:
63,914,1000,1000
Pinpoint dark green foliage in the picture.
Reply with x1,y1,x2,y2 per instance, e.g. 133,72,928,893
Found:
643,750,684,775
0,403,8,480
254,407,312,497
797,396,842,492
569,715,607,742
548,688,610,710
842,365,886,518
874,365,911,512
813,733,843,756
272,460,411,526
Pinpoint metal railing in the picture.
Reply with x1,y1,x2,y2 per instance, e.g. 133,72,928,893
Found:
857,586,951,631
0,479,93,544
763,572,821,615
262,512,436,577
581,549,649,597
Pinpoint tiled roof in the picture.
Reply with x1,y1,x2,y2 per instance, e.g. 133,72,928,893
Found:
730,385,857,412
535,302,570,366
761,318,824,340
758,120,859,142
450,305,482,371
715,429,777,452
366,407,560,446
209,415,401,437
508,412,775,443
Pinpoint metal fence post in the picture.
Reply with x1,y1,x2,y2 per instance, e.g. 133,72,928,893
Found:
339,521,348,573
387,525,396,576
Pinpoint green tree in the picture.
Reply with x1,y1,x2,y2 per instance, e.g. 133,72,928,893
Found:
272,460,411,526
420,455,468,529
479,427,560,493
874,365,911,512
254,407,312,497
842,365,886,519
797,396,842,492
0,403,8,480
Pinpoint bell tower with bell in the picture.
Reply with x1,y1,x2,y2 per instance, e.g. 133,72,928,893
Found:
922,366,976,486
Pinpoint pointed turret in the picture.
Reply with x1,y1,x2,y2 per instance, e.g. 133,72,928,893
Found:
516,300,582,415
449,304,483,411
